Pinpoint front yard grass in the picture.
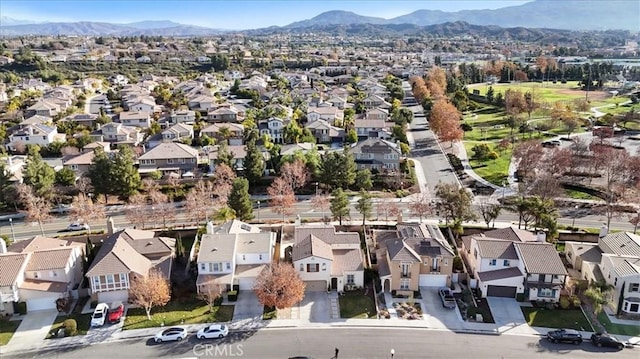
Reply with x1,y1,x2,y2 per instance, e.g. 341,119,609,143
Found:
340,292,376,319
46,313,92,339
123,299,234,330
0,319,21,346
597,311,640,336
521,307,593,331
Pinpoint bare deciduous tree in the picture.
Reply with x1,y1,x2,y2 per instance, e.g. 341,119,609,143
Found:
70,193,105,233
253,262,305,309
267,177,296,223
149,190,175,229
312,193,330,223
211,163,236,203
128,269,171,320
125,193,150,229
478,201,502,229
198,281,224,312
15,183,51,236
409,191,432,223
280,159,310,192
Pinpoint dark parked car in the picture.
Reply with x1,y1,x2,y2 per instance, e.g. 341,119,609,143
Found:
591,333,625,350
547,329,583,344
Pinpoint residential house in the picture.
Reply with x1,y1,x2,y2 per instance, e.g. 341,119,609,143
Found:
462,228,567,302
291,225,365,292
138,142,199,176
62,151,96,177
85,228,175,303
259,117,286,144
1,236,84,313
565,231,640,315
8,124,66,152
201,123,244,146
127,98,158,113
354,119,390,140
20,115,53,127
118,111,152,129
362,94,391,110
208,145,246,173
207,106,239,123
196,220,276,291
162,123,194,142
62,113,99,128
307,107,344,124
375,223,455,294
351,138,401,172
188,95,216,112
94,122,144,146
27,100,61,117
365,108,390,122
305,119,344,144
169,110,197,125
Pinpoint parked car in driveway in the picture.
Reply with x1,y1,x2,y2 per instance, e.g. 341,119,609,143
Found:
67,223,89,231
107,302,124,324
154,327,187,343
197,324,229,339
438,287,456,309
91,303,109,327
546,329,583,344
590,333,625,349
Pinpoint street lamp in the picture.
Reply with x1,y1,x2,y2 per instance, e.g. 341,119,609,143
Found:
9,218,15,243
315,182,319,196
502,181,507,201
571,205,579,229
390,349,395,358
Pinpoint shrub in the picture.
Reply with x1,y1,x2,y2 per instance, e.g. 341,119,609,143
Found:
90,300,98,309
16,302,27,315
227,290,238,302
559,296,571,309
570,295,581,307
515,293,526,302
413,291,422,299
391,290,397,297
453,256,464,271
63,318,77,336
213,296,223,306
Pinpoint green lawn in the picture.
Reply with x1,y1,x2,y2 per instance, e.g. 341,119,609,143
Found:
521,307,593,331
339,292,376,319
46,313,92,339
597,311,640,336
564,189,601,201
600,103,640,116
470,82,586,102
464,142,512,186
262,306,277,320
123,299,234,330
0,320,21,346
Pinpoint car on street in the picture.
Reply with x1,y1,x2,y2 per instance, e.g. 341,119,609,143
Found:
590,333,625,350
438,287,456,309
91,303,109,327
154,327,187,343
67,223,89,231
542,140,561,148
546,328,583,344
196,324,229,339
107,302,124,324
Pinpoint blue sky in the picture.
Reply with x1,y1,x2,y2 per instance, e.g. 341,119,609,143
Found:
1,0,533,30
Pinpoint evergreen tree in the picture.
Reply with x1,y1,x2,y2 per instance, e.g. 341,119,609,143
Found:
345,129,358,144
228,178,254,221
355,169,373,191
87,148,113,200
23,146,55,198
355,189,372,226
243,129,265,185
0,164,12,210
330,188,350,225
111,146,141,198
215,141,234,167
320,150,356,190
55,167,76,186
175,234,185,258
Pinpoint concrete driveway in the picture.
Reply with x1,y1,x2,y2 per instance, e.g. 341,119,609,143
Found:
233,291,263,320
420,287,462,330
487,297,527,328
5,309,58,351
299,291,330,322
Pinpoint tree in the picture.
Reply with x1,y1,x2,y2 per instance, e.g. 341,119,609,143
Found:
23,146,55,198
320,150,357,190
70,193,105,233
592,146,633,228
354,169,373,191
228,178,253,221
15,184,51,236
128,269,171,320
87,148,113,201
478,201,502,228
330,188,350,225
434,183,476,228
409,192,432,223
280,159,309,192
244,129,265,186
585,282,614,315
429,100,463,146
512,140,544,188
355,190,372,226
345,129,358,144
198,281,223,312
55,167,76,186
214,206,237,222
111,146,141,198
125,193,150,229
212,163,237,202
149,189,175,229
253,262,305,309
312,193,331,223
214,141,234,167
185,180,216,225
283,120,303,144
267,177,295,223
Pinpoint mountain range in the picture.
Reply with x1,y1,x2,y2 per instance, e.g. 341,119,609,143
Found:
0,0,637,36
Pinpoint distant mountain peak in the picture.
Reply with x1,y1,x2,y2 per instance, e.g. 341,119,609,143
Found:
124,20,183,29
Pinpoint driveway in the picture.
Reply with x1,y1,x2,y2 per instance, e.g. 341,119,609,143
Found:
299,291,330,322
487,297,527,329
420,287,462,330
5,309,58,351
233,291,263,320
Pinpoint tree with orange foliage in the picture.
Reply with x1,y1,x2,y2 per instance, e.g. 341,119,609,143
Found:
253,262,305,309
267,176,296,223
409,76,430,104
429,100,463,146
128,269,171,320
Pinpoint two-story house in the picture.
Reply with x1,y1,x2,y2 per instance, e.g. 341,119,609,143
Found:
27,100,61,117
365,108,390,122
85,228,175,303
127,98,158,113
375,223,455,294
169,110,197,125
62,113,99,128
351,138,401,172
565,231,640,315
196,220,275,292
259,117,286,144
354,119,391,140
305,120,344,144
291,225,365,292
306,107,344,124
161,123,194,142
8,124,66,152
118,111,152,129
362,94,391,110
207,106,239,123
138,142,199,176
94,122,144,146
201,123,244,146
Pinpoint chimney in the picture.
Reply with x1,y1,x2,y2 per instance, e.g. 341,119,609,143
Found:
106,216,115,235
536,231,546,243
0,238,6,254
206,221,214,234
599,225,609,239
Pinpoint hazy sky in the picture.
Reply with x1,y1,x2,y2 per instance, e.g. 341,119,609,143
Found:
1,0,533,30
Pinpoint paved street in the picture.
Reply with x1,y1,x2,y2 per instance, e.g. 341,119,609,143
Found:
3,327,635,359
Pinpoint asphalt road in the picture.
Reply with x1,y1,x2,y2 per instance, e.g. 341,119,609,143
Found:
3,328,634,359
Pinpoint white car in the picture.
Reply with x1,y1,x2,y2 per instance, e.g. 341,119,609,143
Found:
67,223,89,231
154,327,187,343
197,324,229,339
91,303,109,327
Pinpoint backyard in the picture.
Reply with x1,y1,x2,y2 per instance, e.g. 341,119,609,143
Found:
521,307,593,331
597,312,640,336
339,291,376,319
0,319,20,346
123,299,234,330
46,313,92,339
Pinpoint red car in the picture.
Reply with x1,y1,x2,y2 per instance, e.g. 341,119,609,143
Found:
107,303,124,323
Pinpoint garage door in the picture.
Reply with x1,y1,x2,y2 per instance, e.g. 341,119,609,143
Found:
238,278,255,291
97,290,128,304
304,281,327,292
26,297,58,311
487,285,517,298
419,274,448,287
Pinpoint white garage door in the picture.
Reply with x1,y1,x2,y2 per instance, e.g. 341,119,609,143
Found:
419,274,448,287
238,278,255,291
97,290,128,304
27,297,58,311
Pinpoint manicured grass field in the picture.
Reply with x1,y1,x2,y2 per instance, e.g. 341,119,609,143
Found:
339,292,376,319
521,307,593,331
123,299,234,330
46,313,92,339
470,81,588,102
464,142,512,186
0,320,21,346
597,311,640,336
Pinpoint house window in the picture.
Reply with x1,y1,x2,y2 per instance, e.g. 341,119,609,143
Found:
242,254,246,260
259,254,263,260
322,263,327,271
167,159,174,164
307,263,319,272
93,276,100,287
119,274,127,284
539,288,554,298
503,260,510,266
401,263,410,276
300,263,304,271
443,258,449,266
106,274,114,284
630,303,639,313
213,263,221,272
630,283,640,292
226,262,231,270
347,275,355,284
489,259,497,266
200,263,206,271
432,258,439,271
400,279,410,290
